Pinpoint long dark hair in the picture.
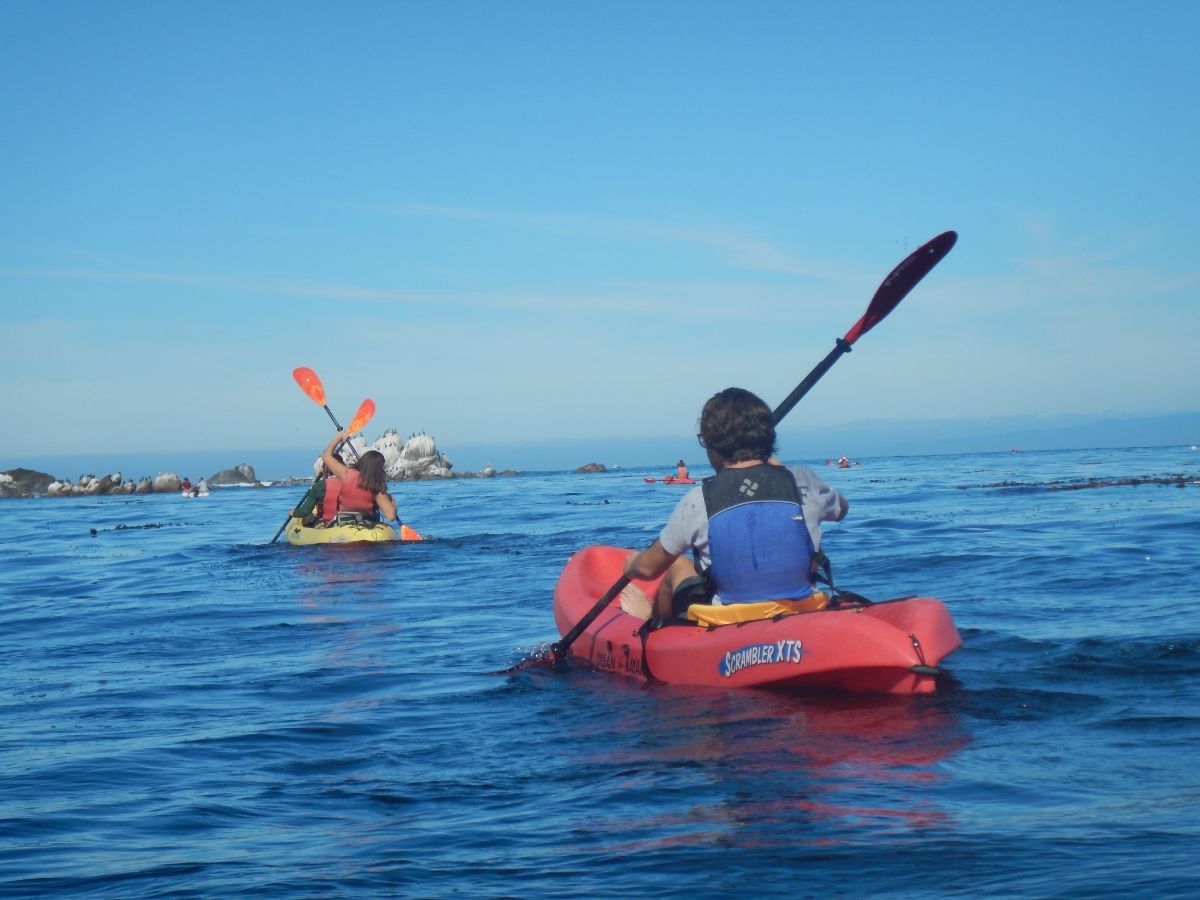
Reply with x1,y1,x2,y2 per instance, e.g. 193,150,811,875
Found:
353,450,388,495
699,387,776,462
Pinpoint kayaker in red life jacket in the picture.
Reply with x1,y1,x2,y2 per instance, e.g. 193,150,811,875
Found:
181,477,192,492
676,460,688,480
623,387,848,621
320,429,398,523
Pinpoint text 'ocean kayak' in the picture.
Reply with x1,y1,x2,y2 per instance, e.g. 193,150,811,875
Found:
553,545,961,694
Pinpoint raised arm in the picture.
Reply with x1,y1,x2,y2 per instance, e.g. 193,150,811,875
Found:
321,430,352,480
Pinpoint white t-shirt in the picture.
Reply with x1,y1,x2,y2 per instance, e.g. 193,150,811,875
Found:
658,466,847,570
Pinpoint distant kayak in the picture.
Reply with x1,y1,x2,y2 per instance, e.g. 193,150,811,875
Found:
553,545,961,694
284,517,423,546
180,490,210,498
644,475,696,485
827,458,860,469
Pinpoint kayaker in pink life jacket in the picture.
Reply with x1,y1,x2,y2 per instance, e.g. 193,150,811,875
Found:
676,460,689,480
319,474,341,522
321,430,398,523
289,462,338,526
623,387,848,621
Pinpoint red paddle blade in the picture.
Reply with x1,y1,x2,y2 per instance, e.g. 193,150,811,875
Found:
843,230,958,345
347,399,375,435
292,367,326,405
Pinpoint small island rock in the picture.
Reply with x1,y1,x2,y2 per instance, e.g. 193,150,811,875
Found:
209,464,257,486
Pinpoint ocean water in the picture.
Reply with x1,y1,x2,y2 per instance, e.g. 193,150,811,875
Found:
2,446,1197,897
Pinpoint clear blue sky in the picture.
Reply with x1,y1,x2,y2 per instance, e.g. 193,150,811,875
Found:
3,1,1197,470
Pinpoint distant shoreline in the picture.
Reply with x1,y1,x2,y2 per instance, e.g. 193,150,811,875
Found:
3,411,1196,478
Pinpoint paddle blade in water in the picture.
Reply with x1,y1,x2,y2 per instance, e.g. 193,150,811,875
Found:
348,399,375,435
497,645,568,674
292,367,326,405
843,230,958,345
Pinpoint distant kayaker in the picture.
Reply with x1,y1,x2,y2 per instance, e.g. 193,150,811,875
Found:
181,477,193,493
321,429,397,523
676,459,688,480
196,477,208,494
624,387,848,621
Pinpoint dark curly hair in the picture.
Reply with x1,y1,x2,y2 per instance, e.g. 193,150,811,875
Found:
353,450,389,496
698,387,776,462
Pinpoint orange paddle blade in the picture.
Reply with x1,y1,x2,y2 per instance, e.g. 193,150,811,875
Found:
347,399,375,435
400,524,423,542
292,367,326,405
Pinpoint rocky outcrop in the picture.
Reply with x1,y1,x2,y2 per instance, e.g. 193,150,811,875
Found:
576,462,608,473
3,432,511,498
7,468,221,498
331,430,456,481
209,464,257,486
45,474,154,496
0,468,56,498
153,473,181,493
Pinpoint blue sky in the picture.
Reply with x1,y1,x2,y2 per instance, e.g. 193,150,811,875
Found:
2,1,1198,474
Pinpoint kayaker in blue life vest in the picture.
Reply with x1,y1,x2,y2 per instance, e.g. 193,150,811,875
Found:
623,387,848,621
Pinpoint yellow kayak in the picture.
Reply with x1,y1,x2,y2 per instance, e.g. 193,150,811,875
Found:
284,517,424,546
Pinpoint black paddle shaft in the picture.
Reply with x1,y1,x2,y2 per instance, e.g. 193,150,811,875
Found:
553,576,629,659
772,338,851,425
322,405,362,461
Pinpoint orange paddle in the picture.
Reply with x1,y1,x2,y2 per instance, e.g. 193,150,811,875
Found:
271,369,376,543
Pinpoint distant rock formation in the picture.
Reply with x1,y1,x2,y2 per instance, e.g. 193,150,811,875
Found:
576,462,608,473
153,473,181,493
0,468,56,498
209,464,258,486
331,430,455,480
6,467,242,498
3,432,514,499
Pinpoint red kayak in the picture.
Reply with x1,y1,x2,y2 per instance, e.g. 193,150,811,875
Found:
553,546,961,694
644,475,696,484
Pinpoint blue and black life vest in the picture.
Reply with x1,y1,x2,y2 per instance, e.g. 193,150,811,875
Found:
701,463,815,604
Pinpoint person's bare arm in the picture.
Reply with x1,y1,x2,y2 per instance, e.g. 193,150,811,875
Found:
376,491,397,521
321,431,352,480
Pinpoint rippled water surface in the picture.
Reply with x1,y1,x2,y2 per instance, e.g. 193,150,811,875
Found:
2,446,1198,896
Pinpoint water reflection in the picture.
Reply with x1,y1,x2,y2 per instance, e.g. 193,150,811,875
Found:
286,546,403,723
554,677,968,849
293,546,390,619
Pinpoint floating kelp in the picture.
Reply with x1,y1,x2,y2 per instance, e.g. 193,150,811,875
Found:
963,474,1194,493
89,523,177,536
